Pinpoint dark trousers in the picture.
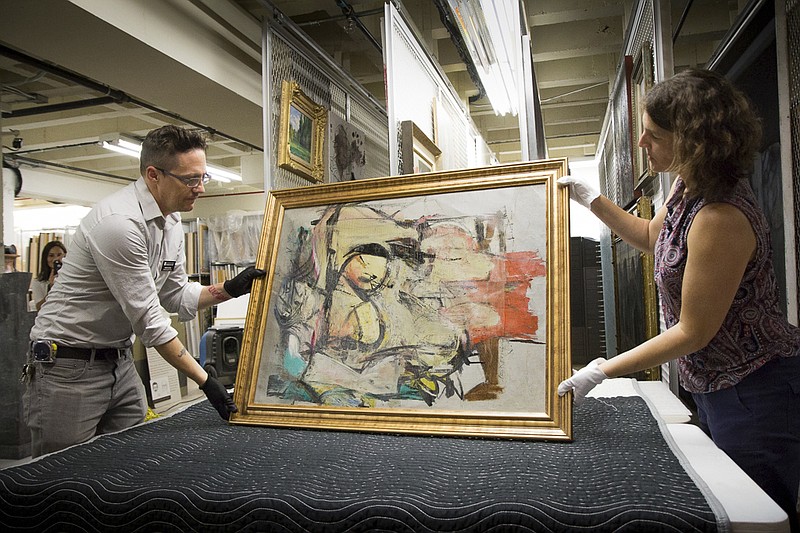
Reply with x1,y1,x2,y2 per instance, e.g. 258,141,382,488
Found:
693,355,800,533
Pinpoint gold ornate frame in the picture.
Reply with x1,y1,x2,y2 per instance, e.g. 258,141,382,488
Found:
231,160,572,441
277,80,327,183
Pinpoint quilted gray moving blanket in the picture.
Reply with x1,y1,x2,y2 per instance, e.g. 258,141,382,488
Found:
0,397,726,532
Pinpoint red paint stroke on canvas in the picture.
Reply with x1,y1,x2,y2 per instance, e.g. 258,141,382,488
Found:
441,251,545,344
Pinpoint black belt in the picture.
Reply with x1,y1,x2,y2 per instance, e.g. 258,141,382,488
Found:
57,346,125,360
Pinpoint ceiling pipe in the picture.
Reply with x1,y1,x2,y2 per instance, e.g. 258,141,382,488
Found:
0,44,262,152
255,0,386,115
3,96,120,118
430,0,486,104
334,0,382,52
297,7,384,27
672,0,695,44
1,44,128,104
7,154,135,182
4,83,48,104
10,140,100,155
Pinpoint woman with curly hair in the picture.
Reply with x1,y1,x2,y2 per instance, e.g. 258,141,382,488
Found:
559,69,800,530
30,240,66,311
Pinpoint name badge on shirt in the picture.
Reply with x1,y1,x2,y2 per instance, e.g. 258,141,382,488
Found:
161,260,177,271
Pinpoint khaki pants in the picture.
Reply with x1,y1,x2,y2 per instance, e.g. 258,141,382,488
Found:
23,351,147,457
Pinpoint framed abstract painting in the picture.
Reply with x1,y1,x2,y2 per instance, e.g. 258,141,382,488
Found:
231,160,573,440
277,80,327,183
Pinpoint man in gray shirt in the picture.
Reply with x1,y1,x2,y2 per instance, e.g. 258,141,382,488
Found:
25,125,264,457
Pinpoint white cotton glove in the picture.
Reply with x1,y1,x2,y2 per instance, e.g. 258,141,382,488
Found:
557,357,608,406
557,176,601,210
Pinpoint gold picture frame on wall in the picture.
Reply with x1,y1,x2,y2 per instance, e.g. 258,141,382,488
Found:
278,80,327,183
231,160,573,441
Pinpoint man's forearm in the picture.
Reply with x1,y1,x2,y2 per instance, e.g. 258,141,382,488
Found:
154,336,208,385
198,283,231,310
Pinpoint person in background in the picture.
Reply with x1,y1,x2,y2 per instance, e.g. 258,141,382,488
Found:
29,240,67,311
4,244,19,273
557,69,800,531
25,125,265,458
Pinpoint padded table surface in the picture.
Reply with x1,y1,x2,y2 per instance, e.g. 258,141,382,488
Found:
0,395,724,532
593,378,789,533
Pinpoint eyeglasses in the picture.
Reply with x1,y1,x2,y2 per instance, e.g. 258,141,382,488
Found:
155,167,211,188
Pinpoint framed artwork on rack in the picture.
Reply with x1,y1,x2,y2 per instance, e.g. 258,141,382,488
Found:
612,55,635,206
328,113,367,182
277,80,327,183
613,195,660,381
231,160,573,441
400,120,440,174
632,41,656,188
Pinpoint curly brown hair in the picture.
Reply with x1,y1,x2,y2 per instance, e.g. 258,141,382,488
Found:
644,68,762,201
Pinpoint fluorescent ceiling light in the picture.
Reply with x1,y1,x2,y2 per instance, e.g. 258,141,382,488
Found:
100,136,241,182
100,139,141,158
207,163,242,182
446,0,523,116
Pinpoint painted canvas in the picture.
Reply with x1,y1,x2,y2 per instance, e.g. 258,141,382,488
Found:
232,160,572,440
277,80,327,182
329,113,367,182
288,105,312,164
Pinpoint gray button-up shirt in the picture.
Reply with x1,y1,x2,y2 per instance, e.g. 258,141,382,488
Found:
31,178,203,348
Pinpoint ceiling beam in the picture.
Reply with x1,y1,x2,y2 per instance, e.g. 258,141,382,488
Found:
527,4,625,27
0,0,264,148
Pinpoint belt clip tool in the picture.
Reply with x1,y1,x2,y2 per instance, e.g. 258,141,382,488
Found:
31,340,57,363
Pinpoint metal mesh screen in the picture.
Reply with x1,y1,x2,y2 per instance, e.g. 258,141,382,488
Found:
612,63,634,206
329,82,348,124
597,0,658,357
388,12,436,175
789,0,800,315
627,3,654,59
599,124,618,203
599,0,655,207
471,128,495,167
268,35,329,190
344,88,390,180
329,80,391,180
387,6,470,173
436,92,469,171
630,9,655,181
268,33,389,189
388,16,438,141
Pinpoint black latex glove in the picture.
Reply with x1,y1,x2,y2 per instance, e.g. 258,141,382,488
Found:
223,265,267,298
200,375,238,420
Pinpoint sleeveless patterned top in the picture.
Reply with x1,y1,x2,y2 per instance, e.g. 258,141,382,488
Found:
653,177,800,393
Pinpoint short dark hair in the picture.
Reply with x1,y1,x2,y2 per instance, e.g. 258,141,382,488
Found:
139,125,207,175
643,68,761,201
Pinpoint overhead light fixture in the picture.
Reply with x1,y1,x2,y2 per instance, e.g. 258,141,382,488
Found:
100,138,142,158
100,136,242,182
446,0,523,116
206,163,241,182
